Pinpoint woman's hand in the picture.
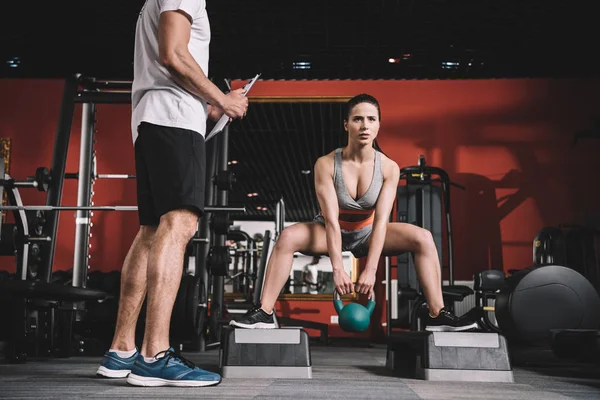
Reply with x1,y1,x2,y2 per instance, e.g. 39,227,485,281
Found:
355,269,376,297
333,269,354,295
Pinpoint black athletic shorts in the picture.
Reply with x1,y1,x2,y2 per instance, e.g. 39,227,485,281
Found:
134,122,206,226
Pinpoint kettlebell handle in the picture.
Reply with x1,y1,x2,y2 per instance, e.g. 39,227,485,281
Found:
333,289,375,303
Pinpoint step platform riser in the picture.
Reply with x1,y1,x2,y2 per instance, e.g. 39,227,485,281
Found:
387,332,514,383
220,327,312,379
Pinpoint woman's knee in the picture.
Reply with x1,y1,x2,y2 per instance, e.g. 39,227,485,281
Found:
275,226,298,251
413,227,436,254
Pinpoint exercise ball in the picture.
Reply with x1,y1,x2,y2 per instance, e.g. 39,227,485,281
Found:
495,265,600,343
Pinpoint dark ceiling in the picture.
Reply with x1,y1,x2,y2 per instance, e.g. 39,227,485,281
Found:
1,1,598,81
2,1,599,222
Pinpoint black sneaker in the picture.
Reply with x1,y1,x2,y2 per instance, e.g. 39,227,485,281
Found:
229,305,277,329
425,308,479,332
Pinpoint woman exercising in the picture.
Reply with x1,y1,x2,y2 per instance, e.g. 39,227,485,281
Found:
231,94,478,332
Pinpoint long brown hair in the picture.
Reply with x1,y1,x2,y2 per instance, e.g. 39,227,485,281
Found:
344,93,386,155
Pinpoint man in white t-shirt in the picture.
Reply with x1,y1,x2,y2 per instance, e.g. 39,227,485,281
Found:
96,0,248,387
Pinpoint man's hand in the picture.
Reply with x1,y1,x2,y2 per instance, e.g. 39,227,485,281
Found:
219,88,248,119
355,269,376,297
333,269,354,295
208,88,247,121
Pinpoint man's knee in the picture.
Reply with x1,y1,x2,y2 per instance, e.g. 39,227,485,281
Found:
138,225,157,246
159,208,199,240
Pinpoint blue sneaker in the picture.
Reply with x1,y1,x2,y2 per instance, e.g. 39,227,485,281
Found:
126,348,221,387
96,349,139,378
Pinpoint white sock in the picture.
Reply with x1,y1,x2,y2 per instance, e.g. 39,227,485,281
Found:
142,349,171,363
109,348,137,358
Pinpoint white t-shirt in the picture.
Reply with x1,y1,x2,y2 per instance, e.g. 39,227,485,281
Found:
131,0,210,143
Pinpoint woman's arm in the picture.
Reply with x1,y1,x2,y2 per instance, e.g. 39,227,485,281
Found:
314,155,354,295
363,158,400,276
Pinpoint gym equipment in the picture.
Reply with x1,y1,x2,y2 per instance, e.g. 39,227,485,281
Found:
532,223,600,292
208,246,231,277
1,174,42,282
333,290,375,333
562,224,600,292
224,230,271,317
220,327,312,378
0,178,40,190
0,75,248,360
224,230,261,301
0,205,244,212
384,156,513,382
34,167,51,191
210,212,232,235
0,223,17,256
206,117,233,346
461,270,505,334
170,274,207,341
494,264,600,343
386,331,514,382
388,155,472,332
65,172,136,179
214,170,236,191
550,329,600,364
285,274,325,294
533,226,566,266
33,159,135,192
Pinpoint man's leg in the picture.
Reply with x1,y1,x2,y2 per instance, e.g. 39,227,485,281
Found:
96,121,158,378
96,226,156,378
126,123,220,387
140,209,198,357
110,226,156,351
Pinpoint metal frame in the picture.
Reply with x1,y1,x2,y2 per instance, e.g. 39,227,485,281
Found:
0,74,253,359
72,102,96,288
2,177,30,281
208,124,230,344
40,74,79,283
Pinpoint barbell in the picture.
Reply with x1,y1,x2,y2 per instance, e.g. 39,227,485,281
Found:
0,205,245,213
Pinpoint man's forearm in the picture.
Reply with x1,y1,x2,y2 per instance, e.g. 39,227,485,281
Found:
164,50,226,109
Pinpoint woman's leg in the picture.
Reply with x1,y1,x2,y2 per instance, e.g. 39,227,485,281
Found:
381,222,444,316
260,222,329,313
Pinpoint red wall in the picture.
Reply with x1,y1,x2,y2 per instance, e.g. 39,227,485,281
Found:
1,78,600,339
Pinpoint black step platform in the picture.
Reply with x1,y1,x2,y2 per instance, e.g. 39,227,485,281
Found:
0,280,107,301
551,329,600,363
386,331,513,382
220,327,312,378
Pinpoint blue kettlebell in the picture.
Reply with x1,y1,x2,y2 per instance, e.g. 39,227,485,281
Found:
333,289,376,332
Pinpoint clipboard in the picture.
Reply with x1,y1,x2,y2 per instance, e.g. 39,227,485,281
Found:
205,73,260,141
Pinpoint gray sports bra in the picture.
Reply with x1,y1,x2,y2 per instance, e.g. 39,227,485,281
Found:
333,147,383,211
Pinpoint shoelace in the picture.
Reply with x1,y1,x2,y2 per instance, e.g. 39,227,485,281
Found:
438,308,459,321
245,304,262,316
153,349,196,369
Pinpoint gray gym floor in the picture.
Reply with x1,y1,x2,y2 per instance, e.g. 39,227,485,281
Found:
1,343,599,399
